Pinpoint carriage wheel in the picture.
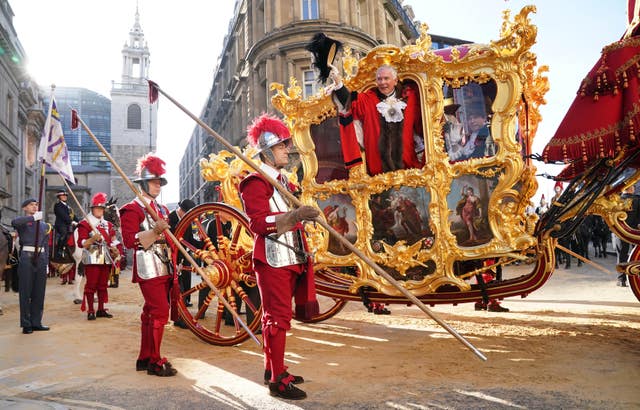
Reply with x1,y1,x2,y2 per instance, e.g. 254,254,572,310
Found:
627,245,640,303
298,295,347,324
172,202,262,346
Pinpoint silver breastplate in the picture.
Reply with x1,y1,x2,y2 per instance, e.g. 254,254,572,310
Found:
82,241,108,265
265,188,306,268
136,210,171,280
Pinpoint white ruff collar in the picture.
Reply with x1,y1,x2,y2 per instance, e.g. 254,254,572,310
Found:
376,95,407,123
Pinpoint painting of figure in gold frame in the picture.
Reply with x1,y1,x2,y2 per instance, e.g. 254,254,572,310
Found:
369,186,433,252
317,194,357,255
448,174,498,247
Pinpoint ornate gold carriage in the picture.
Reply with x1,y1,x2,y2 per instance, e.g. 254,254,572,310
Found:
172,6,640,345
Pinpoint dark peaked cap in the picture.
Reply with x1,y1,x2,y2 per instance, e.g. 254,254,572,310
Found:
178,199,196,212
306,33,342,84
21,198,37,207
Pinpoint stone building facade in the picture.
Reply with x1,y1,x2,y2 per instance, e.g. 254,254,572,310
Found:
110,6,157,203
0,0,44,226
179,0,468,204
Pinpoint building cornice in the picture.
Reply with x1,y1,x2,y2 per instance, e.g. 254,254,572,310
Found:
245,21,379,64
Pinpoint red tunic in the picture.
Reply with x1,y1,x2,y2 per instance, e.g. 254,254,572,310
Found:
119,199,170,283
77,218,119,254
239,173,305,273
239,170,317,324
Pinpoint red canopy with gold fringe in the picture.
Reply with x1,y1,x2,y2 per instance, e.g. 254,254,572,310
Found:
543,2,640,180
543,36,640,180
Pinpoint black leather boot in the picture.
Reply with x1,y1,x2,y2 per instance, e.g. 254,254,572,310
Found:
268,372,307,400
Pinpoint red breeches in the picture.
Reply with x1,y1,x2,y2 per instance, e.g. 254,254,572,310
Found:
83,264,111,312
137,275,171,364
255,261,298,380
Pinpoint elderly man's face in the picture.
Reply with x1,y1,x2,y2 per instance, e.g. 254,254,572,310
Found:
376,67,398,95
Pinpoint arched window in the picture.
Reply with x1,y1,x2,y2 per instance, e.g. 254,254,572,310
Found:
127,104,142,129
302,0,319,20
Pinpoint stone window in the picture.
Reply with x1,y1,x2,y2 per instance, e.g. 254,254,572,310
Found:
5,157,14,198
303,69,317,98
127,104,142,129
302,0,319,20
5,93,14,131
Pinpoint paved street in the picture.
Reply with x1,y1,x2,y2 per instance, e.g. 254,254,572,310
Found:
0,249,638,409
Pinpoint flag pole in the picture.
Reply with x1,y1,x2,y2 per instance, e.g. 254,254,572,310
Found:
33,157,47,265
72,111,260,347
149,81,487,361
33,84,56,264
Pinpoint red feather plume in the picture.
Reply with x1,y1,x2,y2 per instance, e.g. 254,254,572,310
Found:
137,153,166,177
246,114,290,147
91,192,108,207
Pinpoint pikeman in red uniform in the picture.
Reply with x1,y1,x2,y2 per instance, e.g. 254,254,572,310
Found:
77,192,123,320
239,114,320,400
119,154,176,377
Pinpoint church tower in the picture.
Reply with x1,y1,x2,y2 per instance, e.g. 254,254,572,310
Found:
110,4,157,202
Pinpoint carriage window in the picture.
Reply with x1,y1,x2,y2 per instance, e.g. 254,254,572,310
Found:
447,174,498,247
322,78,425,177
515,103,529,159
442,80,497,162
310,117,349,183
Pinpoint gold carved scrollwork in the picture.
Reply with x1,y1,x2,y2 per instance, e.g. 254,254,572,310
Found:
201,6,546,298
588,171,640,245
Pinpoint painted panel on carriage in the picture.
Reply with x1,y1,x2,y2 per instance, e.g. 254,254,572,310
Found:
448,174,497,247
442,81,497,162
317,194,357,255
368,187,433,252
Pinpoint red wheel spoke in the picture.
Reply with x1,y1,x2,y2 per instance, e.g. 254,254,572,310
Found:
228,223,246,256
194,217,220,256
231,280,259,315
182,280,207,298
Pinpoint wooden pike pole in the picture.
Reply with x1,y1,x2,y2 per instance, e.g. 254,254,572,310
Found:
150,81,487,361
72,111,261,347
556,243,614,275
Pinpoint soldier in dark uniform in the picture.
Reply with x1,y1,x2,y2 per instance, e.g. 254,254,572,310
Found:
11,198,52,334
168,198,197,315
53,190,78,284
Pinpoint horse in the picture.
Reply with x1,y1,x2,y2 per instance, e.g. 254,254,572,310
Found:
1,224,18,292
103,197,125,287
50,222,77,284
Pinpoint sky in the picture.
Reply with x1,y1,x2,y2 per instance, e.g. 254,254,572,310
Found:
11,0,628,205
